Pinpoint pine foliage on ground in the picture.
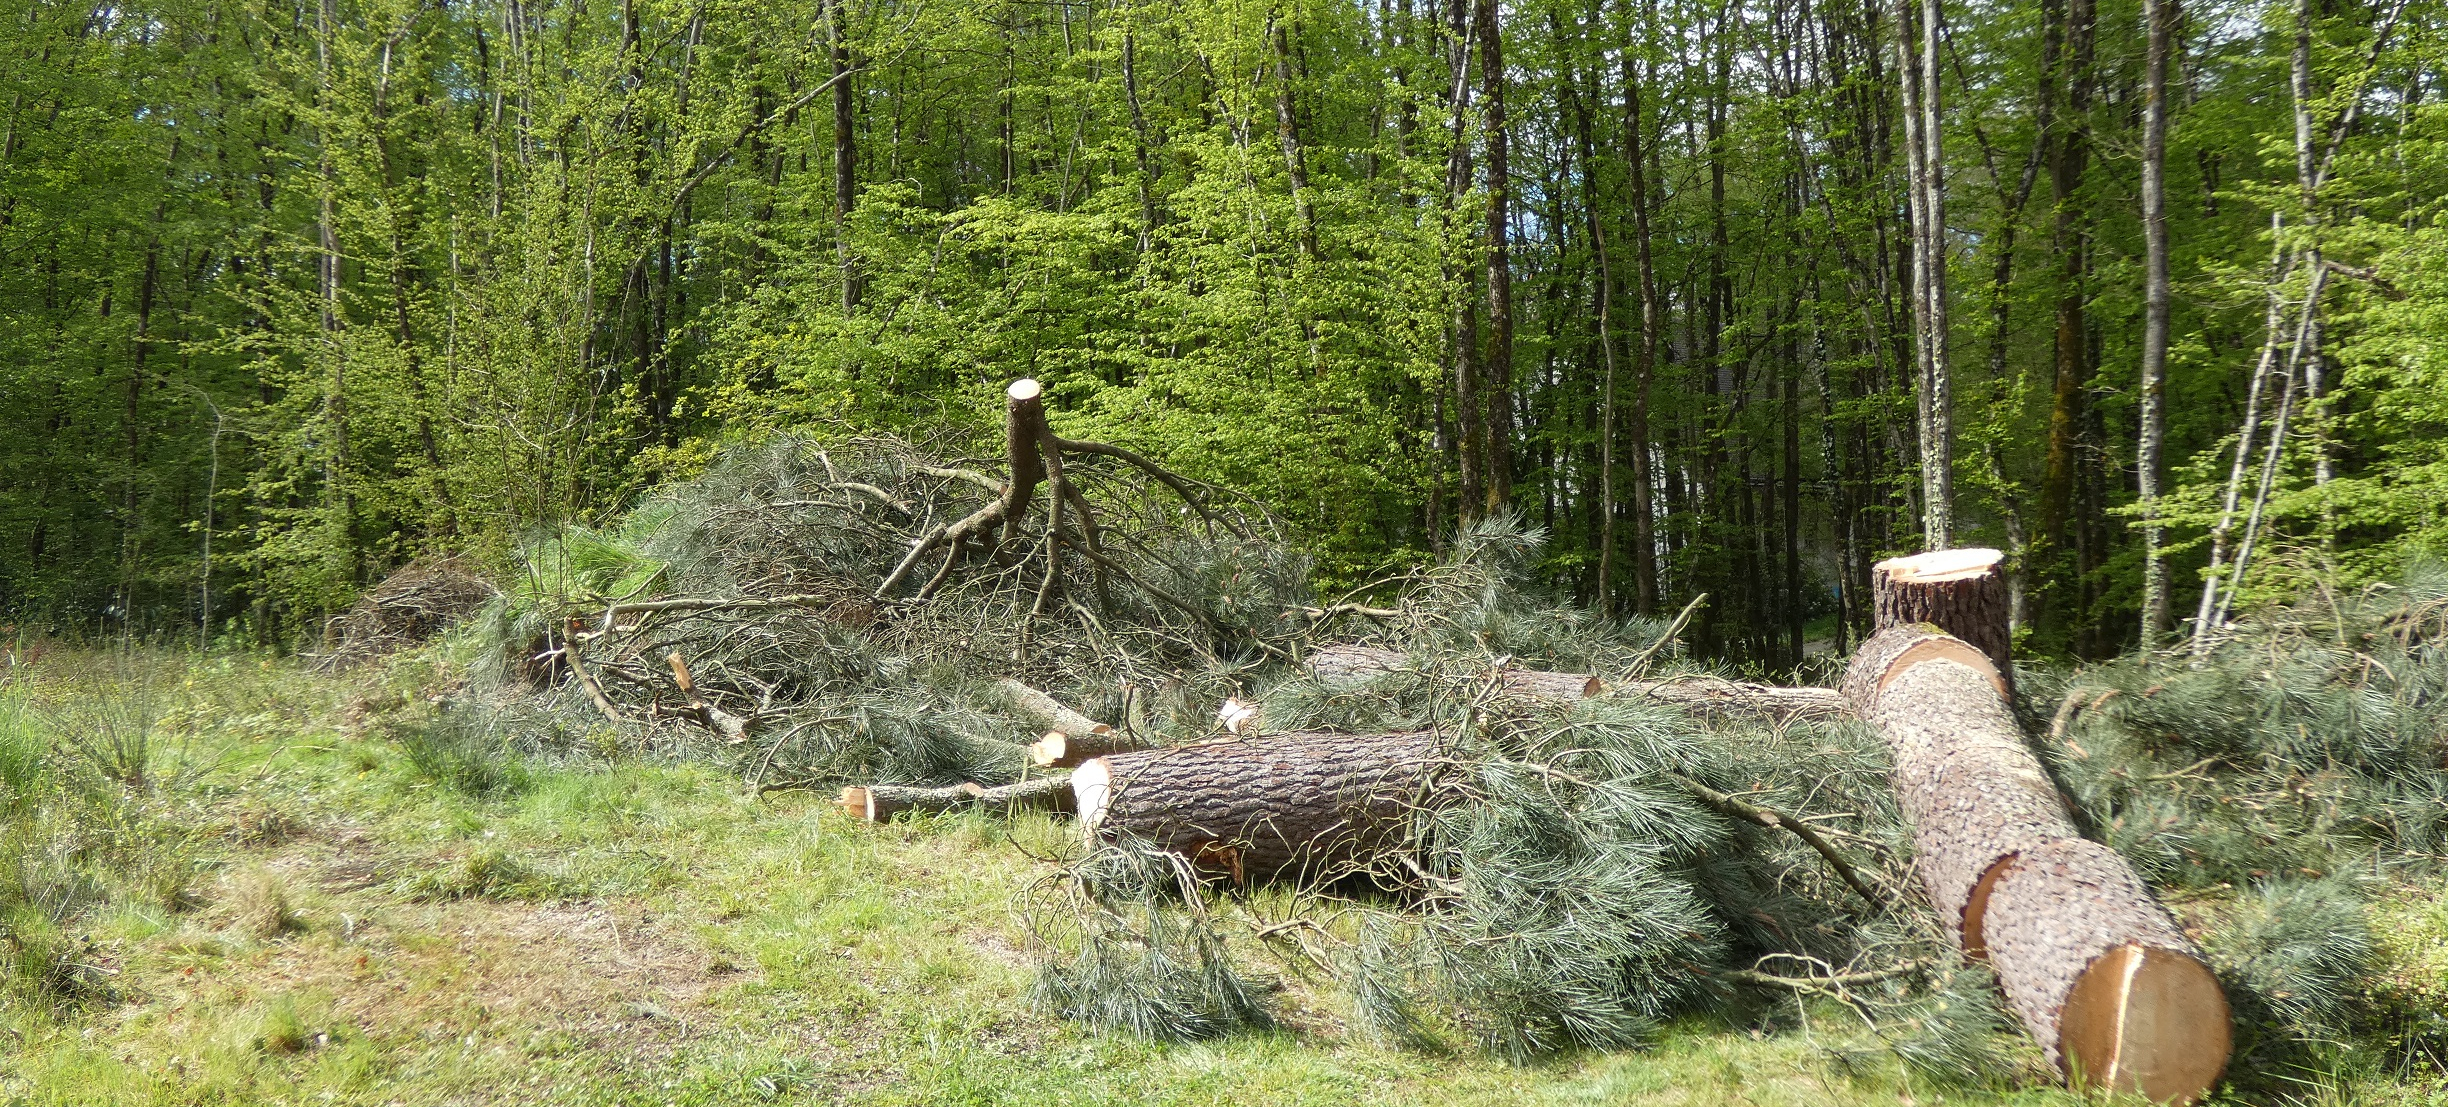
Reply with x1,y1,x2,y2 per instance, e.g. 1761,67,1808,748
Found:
434,438,2448,1097
2036,568,2448,1084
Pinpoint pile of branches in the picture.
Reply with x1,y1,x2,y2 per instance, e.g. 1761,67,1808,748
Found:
322,554,499,668
468,380,1311,788
1019,548,2448,1099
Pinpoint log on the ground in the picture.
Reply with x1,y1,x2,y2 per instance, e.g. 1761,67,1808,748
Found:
1849,623,2066,945
1306,644,1595,701
1845,606,2229,1103
1072,730,1441,883
840,774,1073,821
1869,548,2015,680
1982,838,2232,1104
1308,644,1833,720
995,677,1147,768
1617,676,1847,722
1304,644,1410,685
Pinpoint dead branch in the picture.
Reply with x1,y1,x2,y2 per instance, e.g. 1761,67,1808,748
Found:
667,651,752,742
1667,772,1884,907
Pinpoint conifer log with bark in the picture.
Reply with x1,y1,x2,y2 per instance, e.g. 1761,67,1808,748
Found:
995,678,1153,768
1306,644,1843,720
1071,730,1441,883
1846,551,2229,1105
839,774,1075,821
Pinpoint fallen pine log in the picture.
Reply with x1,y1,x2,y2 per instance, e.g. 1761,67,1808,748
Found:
1072,730,1441,884
1982,838,2231,1101
839,774,1074,821
1306,644,1596,702
1846,550,2229,1104
994,678,1152,768
1306,644,1842,720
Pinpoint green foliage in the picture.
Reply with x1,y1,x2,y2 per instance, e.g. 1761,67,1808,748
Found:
17,0,2446,665
1029,836,1279,1042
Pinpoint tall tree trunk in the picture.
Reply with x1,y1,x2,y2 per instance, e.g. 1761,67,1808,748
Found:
1272,11,1318,261
316,0,355,580
2036,0,2096,633
1624,29,1660,616
1447,0,1484,522
1476,0,1514,513
1121,13,1157,246
1568,51,1621,613
831,0,861,312
2136,0,2173,642
1896,0,1951,548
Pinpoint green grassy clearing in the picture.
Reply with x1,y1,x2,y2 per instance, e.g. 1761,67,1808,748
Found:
1,650,2441,1106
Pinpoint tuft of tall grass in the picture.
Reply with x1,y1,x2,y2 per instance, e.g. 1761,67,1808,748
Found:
390,845,568,902
388,709,532,797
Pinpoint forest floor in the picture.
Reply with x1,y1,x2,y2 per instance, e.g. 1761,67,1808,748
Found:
4,649,2444,1107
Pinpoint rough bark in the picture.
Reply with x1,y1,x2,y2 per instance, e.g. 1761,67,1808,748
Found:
1475,0,1515,513
1306,644,1597,700
1617,678,1849,722
1623,42,1659,615
1984,839,2230,1103
1845,623,2230,1103
2137,0,2173,642
1304,643,1409,685
1869,548,2014,678
1848,625,2061,945
1073,730,1441,883
1839,622,2005,718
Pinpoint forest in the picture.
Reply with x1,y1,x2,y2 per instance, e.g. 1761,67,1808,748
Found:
8,0,2448,1098
3,0,2447,659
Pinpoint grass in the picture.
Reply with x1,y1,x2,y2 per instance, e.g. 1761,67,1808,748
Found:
0,649,2440,1105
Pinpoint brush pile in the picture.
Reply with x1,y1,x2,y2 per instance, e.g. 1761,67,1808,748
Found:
450,380,2445,1104
322,554,498,668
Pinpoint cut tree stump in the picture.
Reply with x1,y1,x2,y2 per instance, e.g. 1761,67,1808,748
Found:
1306,644,1840,720
1072,730,1441,883
1869,548,2015,681
1845,592,2230,1103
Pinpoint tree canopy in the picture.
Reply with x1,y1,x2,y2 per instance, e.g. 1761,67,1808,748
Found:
4,0,2445,662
